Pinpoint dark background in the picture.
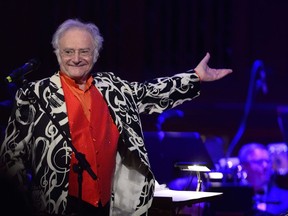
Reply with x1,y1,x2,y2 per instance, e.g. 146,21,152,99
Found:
1,0,288,157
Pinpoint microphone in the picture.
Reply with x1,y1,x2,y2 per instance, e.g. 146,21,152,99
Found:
5,58,40,83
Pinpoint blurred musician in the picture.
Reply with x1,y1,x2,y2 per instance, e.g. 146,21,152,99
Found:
239,142,288,215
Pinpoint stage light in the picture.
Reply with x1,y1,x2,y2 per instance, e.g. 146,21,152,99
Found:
208,172,224,180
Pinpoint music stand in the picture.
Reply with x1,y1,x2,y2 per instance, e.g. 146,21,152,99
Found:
144,131,215,185
175,163,210,191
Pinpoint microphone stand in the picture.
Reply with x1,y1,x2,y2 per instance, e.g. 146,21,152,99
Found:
22,79,97,215
226,60,265,158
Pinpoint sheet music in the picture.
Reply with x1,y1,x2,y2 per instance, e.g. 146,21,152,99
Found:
154,188,222,202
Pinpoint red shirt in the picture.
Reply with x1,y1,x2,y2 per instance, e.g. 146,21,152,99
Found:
60,72,119,207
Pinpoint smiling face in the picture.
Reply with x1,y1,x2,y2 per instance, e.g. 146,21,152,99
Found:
57,27,95,84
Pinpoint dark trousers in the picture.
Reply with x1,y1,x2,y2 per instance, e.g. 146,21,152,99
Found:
66,196,110,216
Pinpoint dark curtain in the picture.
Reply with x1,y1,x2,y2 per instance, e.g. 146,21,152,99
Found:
1,0,288,155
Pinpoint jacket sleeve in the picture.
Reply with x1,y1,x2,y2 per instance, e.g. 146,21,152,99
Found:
0,85,35,188
127,71,201,114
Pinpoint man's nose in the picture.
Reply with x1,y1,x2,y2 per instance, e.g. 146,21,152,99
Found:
71,51,81,61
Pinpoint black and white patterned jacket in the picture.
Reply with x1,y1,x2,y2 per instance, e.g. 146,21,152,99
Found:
0,71,200,215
